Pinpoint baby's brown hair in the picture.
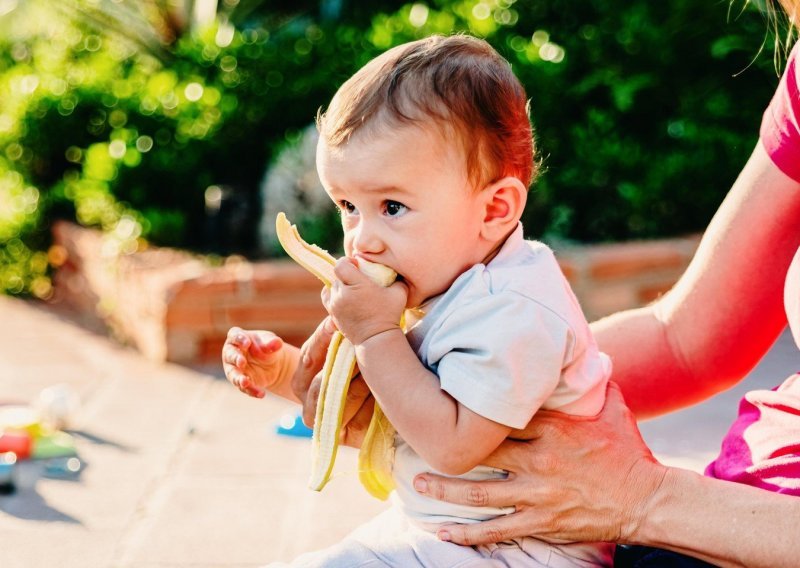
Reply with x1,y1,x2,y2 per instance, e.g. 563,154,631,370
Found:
317,34,537,190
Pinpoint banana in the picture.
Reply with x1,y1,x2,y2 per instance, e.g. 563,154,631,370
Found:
275,212,336,285
358,403,396,500
275,212,398,499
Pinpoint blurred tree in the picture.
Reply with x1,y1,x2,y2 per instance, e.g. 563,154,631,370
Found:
0,0,790,298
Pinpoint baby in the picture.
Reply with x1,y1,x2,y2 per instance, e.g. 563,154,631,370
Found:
228,34,613,567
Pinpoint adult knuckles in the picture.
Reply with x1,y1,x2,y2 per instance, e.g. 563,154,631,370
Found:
481,526,511,545
427,480,492,508
464,484,491,507
458,525,508,547
531,451,563,475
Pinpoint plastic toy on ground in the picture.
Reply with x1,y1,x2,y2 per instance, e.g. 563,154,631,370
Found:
0,385,85,489
0,430,33,459
0,452,16,494
275,412,313,438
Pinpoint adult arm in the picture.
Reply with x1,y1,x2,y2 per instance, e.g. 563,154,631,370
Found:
414,383,800,568
413,142,800,565
592,142,800,418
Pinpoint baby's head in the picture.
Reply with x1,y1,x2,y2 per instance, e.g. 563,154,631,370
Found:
317,34,537,192
315,35,536,308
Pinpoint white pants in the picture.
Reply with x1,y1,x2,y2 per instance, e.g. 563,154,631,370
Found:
267,507,613,568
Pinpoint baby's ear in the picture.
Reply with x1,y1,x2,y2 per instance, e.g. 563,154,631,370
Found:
479,176,527,240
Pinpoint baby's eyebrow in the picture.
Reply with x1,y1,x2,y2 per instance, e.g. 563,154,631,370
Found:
366,185,412,196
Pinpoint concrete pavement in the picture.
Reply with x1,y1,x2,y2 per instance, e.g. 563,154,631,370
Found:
0,295,797,567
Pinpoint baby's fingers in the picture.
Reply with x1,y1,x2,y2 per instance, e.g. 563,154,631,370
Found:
226,326,252,349
222,343,247,369
224,365,265,398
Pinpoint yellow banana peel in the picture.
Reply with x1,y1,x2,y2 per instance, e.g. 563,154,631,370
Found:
358,403,396,500
275,212,398,500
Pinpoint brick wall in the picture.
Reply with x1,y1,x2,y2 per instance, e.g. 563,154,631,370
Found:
51,221,700,366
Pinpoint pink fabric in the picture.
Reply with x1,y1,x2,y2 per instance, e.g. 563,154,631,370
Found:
760,42,800,182
705,375,800,495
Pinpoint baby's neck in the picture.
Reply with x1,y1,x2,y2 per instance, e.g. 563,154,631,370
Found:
479,225,517,266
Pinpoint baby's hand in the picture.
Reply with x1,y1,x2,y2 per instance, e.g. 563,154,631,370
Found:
323,258,407,345
222,327,289,398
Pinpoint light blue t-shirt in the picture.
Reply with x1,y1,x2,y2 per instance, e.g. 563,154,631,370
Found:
392,223,610,525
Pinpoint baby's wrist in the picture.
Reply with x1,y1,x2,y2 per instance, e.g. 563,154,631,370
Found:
353,325,403,349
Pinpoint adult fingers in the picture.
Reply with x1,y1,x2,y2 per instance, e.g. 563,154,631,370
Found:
436,514,532,547
339,374,371,426
339,376,375,449
302,373,322,428
597,381,633,425
291,317,336,402
413,471,522,510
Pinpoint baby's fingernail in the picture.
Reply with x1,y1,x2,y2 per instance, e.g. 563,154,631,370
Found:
413,477,427,493
437,530,451,542
236,355,246,367
236,334,246,343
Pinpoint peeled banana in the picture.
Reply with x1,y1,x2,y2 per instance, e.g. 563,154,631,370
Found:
275,212,398,499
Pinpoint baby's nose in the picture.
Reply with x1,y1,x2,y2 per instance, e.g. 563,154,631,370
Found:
351,220,383,254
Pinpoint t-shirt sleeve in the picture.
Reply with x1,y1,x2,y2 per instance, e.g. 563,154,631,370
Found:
425,291,571,430
760,42,800,182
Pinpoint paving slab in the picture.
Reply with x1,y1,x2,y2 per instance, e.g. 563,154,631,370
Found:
1,295,798,566
0,297,386,567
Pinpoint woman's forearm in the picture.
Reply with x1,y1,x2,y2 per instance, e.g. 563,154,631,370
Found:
590,306,692,418
592,144,800,419
635,467,800,568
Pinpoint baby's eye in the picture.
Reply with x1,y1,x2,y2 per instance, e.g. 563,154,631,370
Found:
338,200,358,216
384,200,407,217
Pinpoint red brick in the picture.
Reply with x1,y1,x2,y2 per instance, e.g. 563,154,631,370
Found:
637,281,677,304
165,305,216,330
588,247,684,280
221,304,327,330
556,259,579,283
51,221,703,365
197,335,227,365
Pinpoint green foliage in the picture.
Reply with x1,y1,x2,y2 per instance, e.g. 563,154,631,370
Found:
0,0,789,297
343,0,784,242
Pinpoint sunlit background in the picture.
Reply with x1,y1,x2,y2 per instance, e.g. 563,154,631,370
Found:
0,0,788,301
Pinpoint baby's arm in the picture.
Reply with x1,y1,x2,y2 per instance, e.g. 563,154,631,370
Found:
358,329,512,475
326,259,516,475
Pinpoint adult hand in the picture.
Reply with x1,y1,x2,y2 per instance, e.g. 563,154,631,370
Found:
296,315,378,449
412,382,668,546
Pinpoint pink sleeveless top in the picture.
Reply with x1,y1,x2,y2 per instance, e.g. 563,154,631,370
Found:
704,43,800,495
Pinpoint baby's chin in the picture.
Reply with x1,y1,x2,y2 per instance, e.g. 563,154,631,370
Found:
404,288,437,311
